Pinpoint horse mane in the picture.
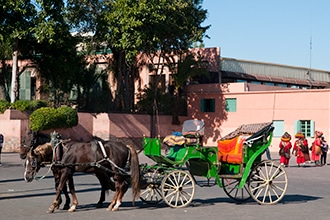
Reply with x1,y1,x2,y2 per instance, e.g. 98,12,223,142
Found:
33,142,53,162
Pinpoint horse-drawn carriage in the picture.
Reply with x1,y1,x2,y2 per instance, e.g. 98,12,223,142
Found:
139,119,288,208
21,119,288,212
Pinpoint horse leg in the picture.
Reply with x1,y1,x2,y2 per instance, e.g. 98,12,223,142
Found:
48,173,68,213
62,182,71,210
67,175,78,212
112,181,128,211
107,176,128,211
54,177,62,209
95,173,107,208
53,170,70,210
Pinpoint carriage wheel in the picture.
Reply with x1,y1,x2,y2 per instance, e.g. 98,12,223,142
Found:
161,170,195,208
222,178,251,202
140,170,163,204
248,160,288,205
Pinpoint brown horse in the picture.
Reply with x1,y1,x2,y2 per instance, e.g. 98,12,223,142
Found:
21,132,119,210
21,132,72,210
24,136,140,213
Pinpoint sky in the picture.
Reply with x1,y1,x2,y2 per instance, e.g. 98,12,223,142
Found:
201,0,330,71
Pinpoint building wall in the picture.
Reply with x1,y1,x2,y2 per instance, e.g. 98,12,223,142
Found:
186,83,330,152
0,110,188,152
2,83,330,154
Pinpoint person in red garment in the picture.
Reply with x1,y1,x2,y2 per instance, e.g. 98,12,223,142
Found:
292,131,309,167
279,132,292,167
311,131,323,166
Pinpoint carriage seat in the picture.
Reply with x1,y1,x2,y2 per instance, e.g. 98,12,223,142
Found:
217,135,248,164
183,132,203,146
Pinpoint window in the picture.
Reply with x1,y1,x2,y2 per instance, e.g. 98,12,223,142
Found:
201,99,215,112
225,98,237,112
277,83,287,87
264,82,275,86
272,120,284,137
237,79,247,83
294,120,315,138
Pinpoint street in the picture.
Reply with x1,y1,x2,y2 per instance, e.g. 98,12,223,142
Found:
0,152,329,220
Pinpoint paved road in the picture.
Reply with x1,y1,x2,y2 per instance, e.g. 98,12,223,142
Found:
0,152,329,220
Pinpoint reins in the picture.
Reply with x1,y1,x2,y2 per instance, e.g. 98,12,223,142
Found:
50,140,130,176
32,138,132,181
35,141,63,181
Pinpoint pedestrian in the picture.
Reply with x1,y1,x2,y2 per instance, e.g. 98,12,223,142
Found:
311,131,323,166
320,136,328,165
279,132,292,167
0,133,3,166
292,131,309,167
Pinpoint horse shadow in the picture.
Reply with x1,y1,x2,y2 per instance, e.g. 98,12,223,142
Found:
75,194,321,211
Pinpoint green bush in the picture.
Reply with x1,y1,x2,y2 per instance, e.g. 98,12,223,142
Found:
29,107,78,131
11,100,48,113
0,100,10,114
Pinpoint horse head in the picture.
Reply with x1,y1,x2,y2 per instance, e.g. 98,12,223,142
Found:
24,143,53,182
20,131,50,159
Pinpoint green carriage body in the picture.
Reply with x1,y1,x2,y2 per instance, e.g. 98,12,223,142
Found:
143,121,273,186
140,120,287,207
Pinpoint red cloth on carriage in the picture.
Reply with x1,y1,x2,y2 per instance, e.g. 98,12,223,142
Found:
217,122,272,164
217,135,247,164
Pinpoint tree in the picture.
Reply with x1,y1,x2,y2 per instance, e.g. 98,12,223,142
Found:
98,0,210,136
66,0,209,114
169,53,209,125
0,39,12,100
31,0,86,107
0,0,36,102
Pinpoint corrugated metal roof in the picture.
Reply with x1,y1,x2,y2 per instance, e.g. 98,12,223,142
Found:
221,58,330,83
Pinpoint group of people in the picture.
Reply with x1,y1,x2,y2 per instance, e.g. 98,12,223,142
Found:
279,130,328,167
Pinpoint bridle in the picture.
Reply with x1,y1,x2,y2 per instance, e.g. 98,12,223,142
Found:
25,152,38,172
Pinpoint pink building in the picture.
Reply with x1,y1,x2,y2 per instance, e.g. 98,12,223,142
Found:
1,47,330,153
186,82,330,152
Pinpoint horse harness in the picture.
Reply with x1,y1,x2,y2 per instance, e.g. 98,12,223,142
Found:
51,139,130,176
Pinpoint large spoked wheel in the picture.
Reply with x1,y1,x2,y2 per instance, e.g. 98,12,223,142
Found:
161,170,195,208
140,170,163,204
222,178,251,202
248,160,288,205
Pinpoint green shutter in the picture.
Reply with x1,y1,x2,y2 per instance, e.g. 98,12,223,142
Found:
19,71,31,100
310,120,315,138
200,99,205,112
273,120,284,137
226,98,237,112
210,99,215,112
294,120,300,135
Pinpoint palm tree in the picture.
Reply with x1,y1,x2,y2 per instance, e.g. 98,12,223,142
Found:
169,53,209,124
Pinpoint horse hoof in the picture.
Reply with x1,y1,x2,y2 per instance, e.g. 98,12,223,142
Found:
96,202,103,208
47,209,55,214
63,204,70,210
68,205,77,212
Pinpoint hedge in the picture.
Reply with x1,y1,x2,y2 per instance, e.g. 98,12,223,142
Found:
29,106,78,131
0,100,48,114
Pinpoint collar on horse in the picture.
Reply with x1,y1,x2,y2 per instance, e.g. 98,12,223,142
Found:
50,135,129,176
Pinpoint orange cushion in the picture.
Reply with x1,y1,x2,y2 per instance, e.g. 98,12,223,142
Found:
218,136,247,164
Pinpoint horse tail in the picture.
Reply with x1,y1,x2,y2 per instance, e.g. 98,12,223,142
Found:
126,145,140,204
